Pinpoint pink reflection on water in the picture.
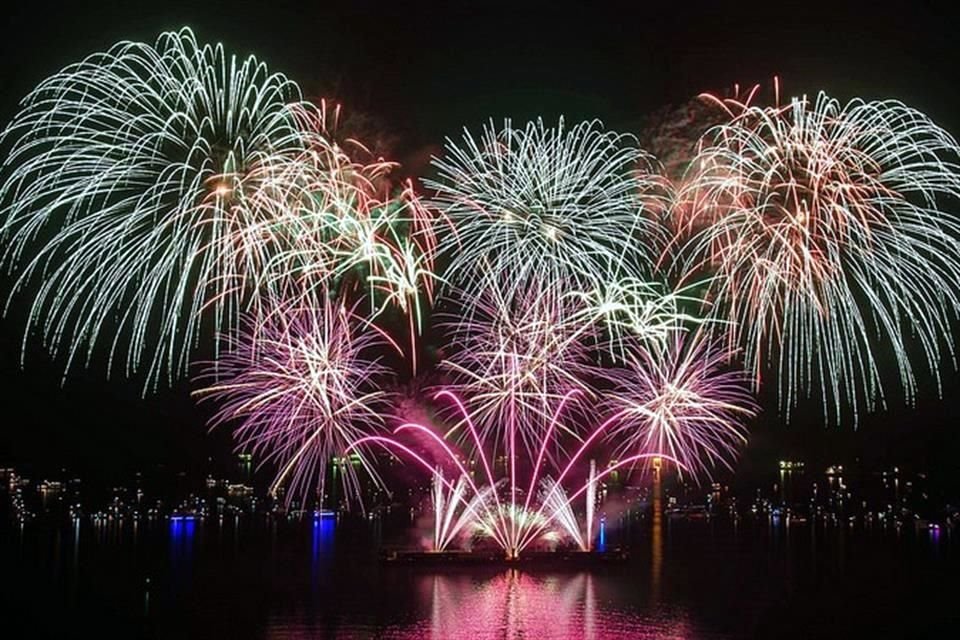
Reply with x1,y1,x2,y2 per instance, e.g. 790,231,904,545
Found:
394,570,691,640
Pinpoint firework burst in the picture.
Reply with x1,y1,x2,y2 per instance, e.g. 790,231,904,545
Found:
194,294,395,508
261,102,441,369
0,28,323,388
601,331,756,479
564,274,708,360
427,117,669,307
677,92,960,422
440,283,597,459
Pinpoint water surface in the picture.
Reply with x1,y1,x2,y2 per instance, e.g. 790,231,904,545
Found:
2,511,955,638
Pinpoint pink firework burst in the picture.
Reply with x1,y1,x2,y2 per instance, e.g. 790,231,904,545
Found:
601,330,757,480
440,281,598,460
194,293,396,508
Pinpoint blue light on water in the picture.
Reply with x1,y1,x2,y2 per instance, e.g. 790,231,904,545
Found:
169,514,196,578
312,512,335,560
169,516,196,540
598,517,606,552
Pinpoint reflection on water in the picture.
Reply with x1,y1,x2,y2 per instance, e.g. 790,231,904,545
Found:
396,570,691,640
311,511,335,588
651,463,663,602
3,495,957,639
427,571,593,640
169,515,196,602
168,517,196,559
311,513,335,560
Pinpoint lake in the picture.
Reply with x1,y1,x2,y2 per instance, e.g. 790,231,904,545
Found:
1,508,956,639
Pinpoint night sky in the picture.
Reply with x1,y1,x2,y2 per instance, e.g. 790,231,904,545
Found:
2,0,960,487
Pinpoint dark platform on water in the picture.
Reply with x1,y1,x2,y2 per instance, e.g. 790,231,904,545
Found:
381,549,630,566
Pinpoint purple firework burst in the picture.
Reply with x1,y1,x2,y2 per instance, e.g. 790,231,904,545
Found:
194,294,395,508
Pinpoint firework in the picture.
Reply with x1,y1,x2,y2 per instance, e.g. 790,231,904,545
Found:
644,82,768,239
440,283,597,461
564,274,708,360
0,28,323,387
193,294,394,508
427,117,669,307
676,92,960,422
262,102,441,370
351,389,685,557
600,330,756,479
0,25,789,545
639,92,742,183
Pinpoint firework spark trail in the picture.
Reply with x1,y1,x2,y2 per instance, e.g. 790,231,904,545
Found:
351,391,591,556
347,427,512,551
432,469,495,552
403,303,752,554
514,451,686,553
510,330,756,551
677,91,960,423
658,80,793,251
193,293,395,508
427,117,670,309
0,28,335,389
434,270,710,546
0,27,784,545
565,274,710,360
637,83,767,187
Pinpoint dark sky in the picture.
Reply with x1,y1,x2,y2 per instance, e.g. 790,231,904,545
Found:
2,0,960,485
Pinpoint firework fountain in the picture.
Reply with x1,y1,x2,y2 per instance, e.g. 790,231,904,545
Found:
352,389,691,558
348,317,755,558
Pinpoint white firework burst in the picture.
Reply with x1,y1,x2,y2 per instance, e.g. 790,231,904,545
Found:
427,117,669,308
676,92,960,423
0,27,324,388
